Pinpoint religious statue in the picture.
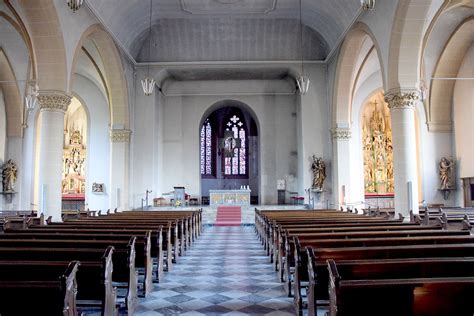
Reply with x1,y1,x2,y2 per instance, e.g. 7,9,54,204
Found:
2,159,18,192
439,157,454,190
311,155,326,191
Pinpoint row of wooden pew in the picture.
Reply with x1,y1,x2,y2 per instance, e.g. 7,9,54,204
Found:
0,209,202,316
362,206,474,230
255,208,474,316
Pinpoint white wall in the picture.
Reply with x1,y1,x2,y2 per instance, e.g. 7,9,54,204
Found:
296,64,332,208
73,74,111,211
130,66,321,207
453,44,474,206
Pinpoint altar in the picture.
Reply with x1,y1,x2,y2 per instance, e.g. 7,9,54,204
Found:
209,189,251,206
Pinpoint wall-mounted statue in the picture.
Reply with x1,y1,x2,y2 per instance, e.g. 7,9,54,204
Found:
439,157,454,190
311,155,326,191
2,159,17,192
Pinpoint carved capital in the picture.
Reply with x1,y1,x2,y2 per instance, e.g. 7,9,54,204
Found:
331,128,351,140
110,129,131,143
37,91,72,113
384,89,420,110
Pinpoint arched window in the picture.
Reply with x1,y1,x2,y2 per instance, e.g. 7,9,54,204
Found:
200,119,214,176
224,114,247,176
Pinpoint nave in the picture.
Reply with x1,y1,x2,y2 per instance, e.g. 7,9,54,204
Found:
136,226,300,316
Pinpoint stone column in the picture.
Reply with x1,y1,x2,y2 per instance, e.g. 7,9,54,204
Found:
109,129,131,211
332,127,352,209
384,89,420,218
37,91,71,221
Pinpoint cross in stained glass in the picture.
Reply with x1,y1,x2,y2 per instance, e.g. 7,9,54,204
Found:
238,122,243,127
227,122,232,127
230,115,239,123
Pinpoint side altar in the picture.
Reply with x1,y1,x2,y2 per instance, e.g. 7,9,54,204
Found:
210,189,251,206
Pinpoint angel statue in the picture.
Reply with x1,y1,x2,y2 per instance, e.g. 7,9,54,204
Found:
439,157,454,190
2,159,18,192
311,155,326,191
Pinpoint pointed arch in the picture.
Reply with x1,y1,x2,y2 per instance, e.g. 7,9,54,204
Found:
17,0,67,90
0,49,22,137
332,22,385,127
2,1,37,79
70,24,130,128
387,0,443,89
428,18,473,132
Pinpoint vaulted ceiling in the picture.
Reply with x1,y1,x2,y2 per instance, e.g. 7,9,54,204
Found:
86,0,362,62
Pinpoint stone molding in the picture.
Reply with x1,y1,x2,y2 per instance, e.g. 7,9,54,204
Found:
110,129,131,143
331,127,352,140
427,121,452,133
37,91,72,113
384,89,420,110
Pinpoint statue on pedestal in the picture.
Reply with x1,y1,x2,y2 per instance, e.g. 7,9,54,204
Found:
2,159,17,192
439,157,454,190
311,155,326,191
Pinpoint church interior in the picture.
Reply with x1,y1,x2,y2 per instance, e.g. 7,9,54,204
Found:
0,0,473,315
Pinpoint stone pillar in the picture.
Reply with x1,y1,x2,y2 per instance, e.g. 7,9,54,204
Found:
384,89,420,218
109,129,131,211
332,127,352,209
37,91,71,221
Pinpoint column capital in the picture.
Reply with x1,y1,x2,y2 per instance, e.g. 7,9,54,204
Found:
110,129,131,143
37,91,72,113
331,127,352,140
384,88,420,110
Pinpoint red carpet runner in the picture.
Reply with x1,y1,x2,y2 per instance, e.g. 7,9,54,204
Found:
215,206,242,226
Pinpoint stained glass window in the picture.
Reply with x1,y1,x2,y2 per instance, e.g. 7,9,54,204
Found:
224,115,247,176
200,119,213,175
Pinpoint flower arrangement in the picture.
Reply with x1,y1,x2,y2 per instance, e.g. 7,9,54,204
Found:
174,200,182,207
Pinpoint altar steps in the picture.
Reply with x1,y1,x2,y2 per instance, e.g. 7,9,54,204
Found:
215,206,242,226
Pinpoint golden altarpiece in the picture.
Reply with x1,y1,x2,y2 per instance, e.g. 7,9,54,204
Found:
362,99,394,194
62,129,86,195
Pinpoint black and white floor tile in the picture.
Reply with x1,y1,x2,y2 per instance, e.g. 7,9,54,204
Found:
135,226,296,315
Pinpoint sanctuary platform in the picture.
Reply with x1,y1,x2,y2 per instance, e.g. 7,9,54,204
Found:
148,205,307,225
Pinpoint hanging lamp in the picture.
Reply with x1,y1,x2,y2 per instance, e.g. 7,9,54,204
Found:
141,0,156,96
66,0,83,13
296,0,310,94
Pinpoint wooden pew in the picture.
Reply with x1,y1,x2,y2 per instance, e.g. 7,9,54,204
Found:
271,220,418,270
280,224,445,293
44,220,178,263
304,243,474,316
0,236,148,299
0,247,116,316
325,258,474,316
0,230,158,286
0,260,80,316
20,225,169,274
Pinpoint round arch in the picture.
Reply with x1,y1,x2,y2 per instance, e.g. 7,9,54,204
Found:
70,24,130,129
199,99,261,205
200,99,261,134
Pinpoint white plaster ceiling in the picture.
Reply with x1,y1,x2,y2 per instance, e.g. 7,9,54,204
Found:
86,0,362,62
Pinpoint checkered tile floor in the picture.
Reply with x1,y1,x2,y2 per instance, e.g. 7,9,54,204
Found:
135,226,295,315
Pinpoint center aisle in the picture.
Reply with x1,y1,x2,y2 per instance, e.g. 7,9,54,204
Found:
136,226,294,315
